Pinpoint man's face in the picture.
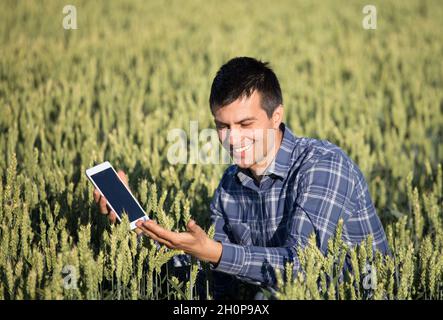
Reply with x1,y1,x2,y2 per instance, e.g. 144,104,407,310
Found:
213,90,283,170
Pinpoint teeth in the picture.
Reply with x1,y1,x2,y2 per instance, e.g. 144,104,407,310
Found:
234,143,253,153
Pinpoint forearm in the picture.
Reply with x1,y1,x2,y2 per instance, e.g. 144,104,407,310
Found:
203,239,223,264
210,242,300,287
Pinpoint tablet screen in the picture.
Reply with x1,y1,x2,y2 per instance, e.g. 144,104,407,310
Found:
90,168,145,222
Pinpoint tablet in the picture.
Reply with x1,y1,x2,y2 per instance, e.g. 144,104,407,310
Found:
85,161,148,230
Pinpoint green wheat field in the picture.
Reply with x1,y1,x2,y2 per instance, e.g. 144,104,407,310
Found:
0,0,442,300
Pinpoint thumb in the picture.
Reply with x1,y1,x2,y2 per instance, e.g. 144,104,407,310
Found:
118,170,129,186
187,219,202,234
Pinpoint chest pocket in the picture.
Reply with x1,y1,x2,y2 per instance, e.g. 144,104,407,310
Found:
227,222,253,246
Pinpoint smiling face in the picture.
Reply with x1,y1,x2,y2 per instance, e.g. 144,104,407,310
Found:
213,90,284,173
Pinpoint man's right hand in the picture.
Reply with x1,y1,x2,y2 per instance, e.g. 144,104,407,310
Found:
93,170,129,224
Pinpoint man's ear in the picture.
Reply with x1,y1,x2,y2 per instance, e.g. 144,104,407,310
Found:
271,105,284,129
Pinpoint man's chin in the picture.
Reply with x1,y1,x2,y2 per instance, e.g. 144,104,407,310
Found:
232,158,256,168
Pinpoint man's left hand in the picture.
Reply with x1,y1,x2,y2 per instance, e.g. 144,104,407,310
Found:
135,219,223,265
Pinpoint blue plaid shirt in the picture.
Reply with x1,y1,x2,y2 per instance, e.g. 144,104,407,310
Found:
209,123,389,299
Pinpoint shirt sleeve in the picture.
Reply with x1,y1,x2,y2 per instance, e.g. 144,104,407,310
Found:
293,151,355,253
209,177,302,289
210,151,355,288
209,182,248,298
209,183,231,245
341,163,390,255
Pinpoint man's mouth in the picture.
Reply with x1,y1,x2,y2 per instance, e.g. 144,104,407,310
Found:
232,142,253,154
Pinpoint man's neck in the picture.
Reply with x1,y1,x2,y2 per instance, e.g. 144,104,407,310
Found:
249,127,284,182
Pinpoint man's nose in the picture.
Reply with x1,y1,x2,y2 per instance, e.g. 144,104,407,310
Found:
228,128,242,146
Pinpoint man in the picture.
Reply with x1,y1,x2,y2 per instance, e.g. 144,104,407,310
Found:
94,57,389,299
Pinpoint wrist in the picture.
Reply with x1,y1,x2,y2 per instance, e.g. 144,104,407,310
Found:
208,239,223,265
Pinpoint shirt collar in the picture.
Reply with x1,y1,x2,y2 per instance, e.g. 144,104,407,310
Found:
235,122,298,182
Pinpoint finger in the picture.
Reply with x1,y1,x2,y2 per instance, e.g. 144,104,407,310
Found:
137,223,175,248
108,211,117,224
142,220,178,241
117,170,129,186
99,196,109,215
137,221,174,244
93,189,100,203
186,219,203,234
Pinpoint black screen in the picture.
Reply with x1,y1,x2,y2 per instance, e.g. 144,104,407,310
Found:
91,168,145,222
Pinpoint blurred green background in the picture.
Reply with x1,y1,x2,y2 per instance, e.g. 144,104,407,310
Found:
0,0,441,299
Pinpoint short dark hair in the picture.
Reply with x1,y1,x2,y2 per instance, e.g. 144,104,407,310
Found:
209,57,283,118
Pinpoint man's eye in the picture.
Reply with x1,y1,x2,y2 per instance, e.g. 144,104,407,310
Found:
241,123,252,128
216,124,227,129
